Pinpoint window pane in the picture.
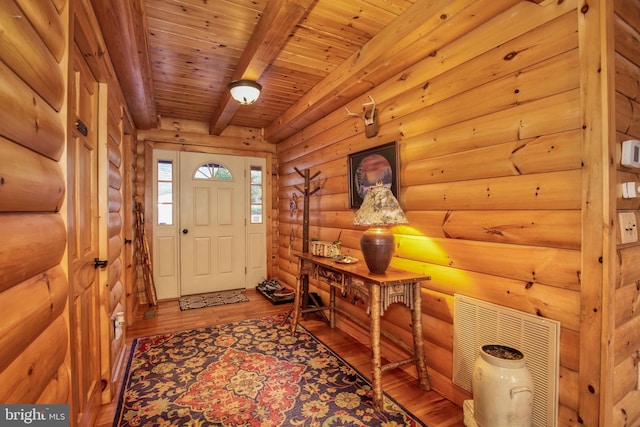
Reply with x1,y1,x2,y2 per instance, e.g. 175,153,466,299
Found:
158,182,173,203
158,160,172,181
250,167,262,184
251,186,262,204
194,162,233,180
158,204,172,225
251,205,263,224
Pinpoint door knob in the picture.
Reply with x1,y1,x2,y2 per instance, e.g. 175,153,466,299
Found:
182,228,189,234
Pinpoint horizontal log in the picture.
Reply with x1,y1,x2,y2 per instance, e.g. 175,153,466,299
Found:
401,130,582,186
0,213,66,292
402,170,582,211
108,119,122,147
558,365,579,413
614,316,640,364
108,257,123,289
109,187,122,212
614,12,640,70
616,91,640,135
615,282,640,328
108,212,122,238
438,209,581,250
391,258,581,331
108,138,122,168
109,281,124,313
560,328,580,372
36,361,70,404
618,244,640,286
401,90,581,164
613,390,640,427
109,162,122,190
613,355,637,404
614,53,640,103
0,65,65,161
0,1,64,110
395,234,581,289
0,315,67,403
0,265,67,373
0,137,65,211
108,235,123,262
15,0,65,61
279,207,582,250
558,404,579,427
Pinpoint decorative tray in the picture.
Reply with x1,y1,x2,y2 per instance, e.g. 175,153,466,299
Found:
333,255,358,264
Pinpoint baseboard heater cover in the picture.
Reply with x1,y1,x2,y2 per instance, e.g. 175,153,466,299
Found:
453,294,560,427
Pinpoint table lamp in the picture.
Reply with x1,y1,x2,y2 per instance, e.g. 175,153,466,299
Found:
353,182,408,274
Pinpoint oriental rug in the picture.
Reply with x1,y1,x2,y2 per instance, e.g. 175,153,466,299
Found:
178,290,249,311
113,314,426,427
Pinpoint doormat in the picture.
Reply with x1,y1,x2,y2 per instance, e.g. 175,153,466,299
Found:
178,290,248,311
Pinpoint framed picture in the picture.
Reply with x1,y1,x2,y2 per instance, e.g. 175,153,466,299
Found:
348,141,398,208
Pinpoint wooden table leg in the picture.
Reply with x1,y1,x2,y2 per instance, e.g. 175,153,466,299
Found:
290,259,304,335
412,281,431,390
370,284,383,408
329,285,336,328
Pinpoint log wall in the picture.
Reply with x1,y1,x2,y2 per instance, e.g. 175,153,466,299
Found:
0,0,70,405
612,1,640,426
275,1,624,425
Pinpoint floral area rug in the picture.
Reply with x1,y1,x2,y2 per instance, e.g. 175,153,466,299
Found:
113,313,426,426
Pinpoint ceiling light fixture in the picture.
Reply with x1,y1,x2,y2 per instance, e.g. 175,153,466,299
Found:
227,80,262,105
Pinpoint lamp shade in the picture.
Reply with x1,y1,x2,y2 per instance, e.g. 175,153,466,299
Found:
227,80,262,105
353,183,407,274
353,183,408,227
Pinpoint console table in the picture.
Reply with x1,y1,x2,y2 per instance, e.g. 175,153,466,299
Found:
289,253,431,408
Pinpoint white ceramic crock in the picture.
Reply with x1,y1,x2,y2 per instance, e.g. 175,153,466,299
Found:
472,344,534,427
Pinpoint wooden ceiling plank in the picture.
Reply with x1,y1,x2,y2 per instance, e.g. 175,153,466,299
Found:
209,0,315,135
91,0,157,129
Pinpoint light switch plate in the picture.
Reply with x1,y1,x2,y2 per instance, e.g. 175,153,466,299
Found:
619,212,638,244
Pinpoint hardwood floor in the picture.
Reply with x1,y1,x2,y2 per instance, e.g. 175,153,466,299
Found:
95,289,464,427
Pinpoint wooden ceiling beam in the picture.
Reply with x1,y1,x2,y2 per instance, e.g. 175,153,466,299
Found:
91,0,157,129
209,0,315,135
264,0,521,143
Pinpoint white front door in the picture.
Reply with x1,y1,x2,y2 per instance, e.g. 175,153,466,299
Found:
179,152,246,295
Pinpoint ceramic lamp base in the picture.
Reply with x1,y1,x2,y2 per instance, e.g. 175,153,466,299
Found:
360,227,394,274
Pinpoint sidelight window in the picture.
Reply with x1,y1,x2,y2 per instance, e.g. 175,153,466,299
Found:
157,160,173,225
250,166,263,224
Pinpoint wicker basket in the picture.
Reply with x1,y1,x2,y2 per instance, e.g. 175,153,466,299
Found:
310,240,341,257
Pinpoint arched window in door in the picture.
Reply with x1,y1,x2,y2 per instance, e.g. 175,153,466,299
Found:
193,162,233,181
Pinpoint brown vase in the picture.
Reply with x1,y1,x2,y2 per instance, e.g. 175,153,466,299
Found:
360,227,394,274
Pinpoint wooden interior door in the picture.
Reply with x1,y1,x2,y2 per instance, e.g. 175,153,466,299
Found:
67,45,102,426
179,152,246,295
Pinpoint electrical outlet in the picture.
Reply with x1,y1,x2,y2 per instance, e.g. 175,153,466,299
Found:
619,212,638,244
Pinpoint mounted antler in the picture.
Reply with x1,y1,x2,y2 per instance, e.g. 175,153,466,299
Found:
345,95,379,138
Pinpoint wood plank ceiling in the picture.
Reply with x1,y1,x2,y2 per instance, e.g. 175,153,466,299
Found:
91,0,415,141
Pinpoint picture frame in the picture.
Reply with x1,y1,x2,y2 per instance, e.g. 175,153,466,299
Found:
348,141,398,208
